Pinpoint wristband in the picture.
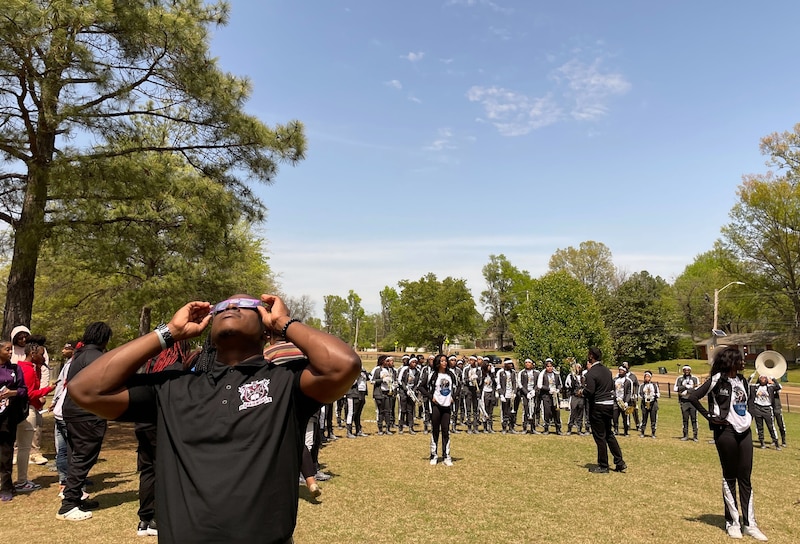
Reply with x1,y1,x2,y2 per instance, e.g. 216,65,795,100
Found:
280,318,301,339
154,323,175,350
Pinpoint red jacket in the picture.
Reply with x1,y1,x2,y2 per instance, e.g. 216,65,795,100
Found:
18,360,54,411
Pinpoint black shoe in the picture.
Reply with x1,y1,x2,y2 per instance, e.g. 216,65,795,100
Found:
137,519,157,537
614,463,627,473
137,520,149,536
589,466,609,473
80,499,100,510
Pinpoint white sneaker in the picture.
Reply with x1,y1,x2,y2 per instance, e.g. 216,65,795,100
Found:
443,457,453,467
743,526,768,541
429,457,437,466
727,525,743,539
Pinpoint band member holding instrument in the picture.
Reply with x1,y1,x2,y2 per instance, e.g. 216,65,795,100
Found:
419,355,457,466
518,359,538,434
536,358,562,435
480,359,496,433
638,370,659,438
498,358,518,434
584,347,626,474
397,357,420,434
748,375,781,450
621,362,640,432
675,365,699,442
373,355,395,435
689,347,768,541
564,362,586,435
612,366,632,436
462,356,481,434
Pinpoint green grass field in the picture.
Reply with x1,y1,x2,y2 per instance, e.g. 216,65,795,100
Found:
1,396,798,543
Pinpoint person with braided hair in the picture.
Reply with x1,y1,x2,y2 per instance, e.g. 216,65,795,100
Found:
68,294,360,544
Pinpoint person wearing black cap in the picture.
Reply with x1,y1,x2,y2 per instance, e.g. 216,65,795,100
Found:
583,347,626,473
638,370,660,438
536,358,562,435
675,365,699,441
688,346,768,541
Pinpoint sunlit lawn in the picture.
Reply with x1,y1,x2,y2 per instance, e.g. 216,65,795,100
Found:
1,397,798,544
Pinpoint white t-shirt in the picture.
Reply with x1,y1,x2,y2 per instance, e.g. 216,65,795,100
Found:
728,376,752,433
433,372,454,407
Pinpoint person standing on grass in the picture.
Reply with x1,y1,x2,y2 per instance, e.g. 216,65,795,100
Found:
582,347,626,474
564,362,586,436
14,341,54,493
68,294,360,543
689,346,768,541
419,354,457,466
58,322,113,521
536,358,562,435
675,365,700,441
0,340,27,502
638,371,659,438
748,375,781,451
622,362,640,433
345,365,370,438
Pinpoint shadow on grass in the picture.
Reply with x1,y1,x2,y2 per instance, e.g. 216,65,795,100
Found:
298,487,322,505
95,489,139,509
684,513,725,529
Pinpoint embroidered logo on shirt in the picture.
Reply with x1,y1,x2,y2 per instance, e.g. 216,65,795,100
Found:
238,378,273,411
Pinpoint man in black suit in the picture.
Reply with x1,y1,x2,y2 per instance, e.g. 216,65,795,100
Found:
582,347,626,474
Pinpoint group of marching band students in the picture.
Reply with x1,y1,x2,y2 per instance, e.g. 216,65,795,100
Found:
321,355,787,459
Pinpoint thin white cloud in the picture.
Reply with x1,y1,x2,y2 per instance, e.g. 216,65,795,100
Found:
408,94,422,103
402,51,425,62
467,56,631,135
466,86,561,136
440,58,455,64
552,58,631,121
425,127,457,151
445,0,513,15
488,26,511,41
385,79,403,90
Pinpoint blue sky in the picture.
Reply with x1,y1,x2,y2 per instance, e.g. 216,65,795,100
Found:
209,1,800,316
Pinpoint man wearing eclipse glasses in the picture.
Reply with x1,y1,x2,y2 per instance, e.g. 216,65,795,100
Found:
68,293,361,544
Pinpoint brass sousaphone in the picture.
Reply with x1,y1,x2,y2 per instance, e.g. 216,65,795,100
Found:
751,350,787,383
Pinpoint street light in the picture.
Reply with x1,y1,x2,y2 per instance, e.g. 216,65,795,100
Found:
713,281,745,332
709,281,744,361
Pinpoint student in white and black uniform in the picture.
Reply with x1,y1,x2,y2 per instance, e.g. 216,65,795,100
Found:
480,360,497,433
397,357,420,434
621,362,640,432
564,362,586,435
498,358,518,434
689,346,768,542
771,378,787,447
536,358,562,435
518,359,538,434
638,370,659,438
612,366,632,436
345,367,370,438
419,354,456,466
675,365,699,441
462,356,482,434
748,375,781,450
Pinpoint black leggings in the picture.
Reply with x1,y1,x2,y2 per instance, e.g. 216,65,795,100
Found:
714,425,755,528
430,404,451,459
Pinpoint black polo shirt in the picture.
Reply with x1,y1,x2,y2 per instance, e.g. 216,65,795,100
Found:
120,355,319,544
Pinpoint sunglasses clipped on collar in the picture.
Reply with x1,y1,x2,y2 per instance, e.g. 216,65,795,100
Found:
211,298,264,315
